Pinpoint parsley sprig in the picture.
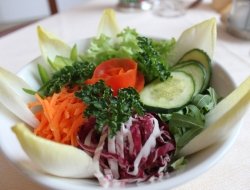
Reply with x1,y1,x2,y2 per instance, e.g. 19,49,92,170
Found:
75,80,145,137
38,61,94,97
135,36,171,83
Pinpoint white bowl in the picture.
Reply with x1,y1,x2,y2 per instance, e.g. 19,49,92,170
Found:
0,38,244,190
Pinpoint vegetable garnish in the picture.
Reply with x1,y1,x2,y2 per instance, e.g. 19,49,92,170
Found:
75,80,145,137
38,61,94,97
135,36,173,83
168,18,216,65
82,27,175,78
160,87,219,152
37,26,72,65
85,58,144,95
30,87,87,146
12,123,94,178
0,67,39,127
77,113,175,184
180,76,250,155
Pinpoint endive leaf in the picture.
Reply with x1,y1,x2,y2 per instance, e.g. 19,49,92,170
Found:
97,9,120,38
0,80,38,128
37,26,71,64
0,67,38,127
180,77,250,156
169,18,217,65
12,123,94,178
0,67,34,102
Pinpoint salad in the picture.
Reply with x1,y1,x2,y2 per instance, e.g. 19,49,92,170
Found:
0,9,249,187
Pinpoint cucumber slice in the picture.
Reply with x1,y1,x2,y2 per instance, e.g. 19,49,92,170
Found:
178,49,211,90
140,71,195,112
173,61,206,95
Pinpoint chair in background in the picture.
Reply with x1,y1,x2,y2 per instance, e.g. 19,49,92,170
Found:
0,0,58,37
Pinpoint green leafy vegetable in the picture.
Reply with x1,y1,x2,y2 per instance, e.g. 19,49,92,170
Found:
171,156,187,170
160,87,219,152
191,87,219,113
70,44,78,61
81,27,175,82
37,64,50,84
180,77,250,156
47,45,79,71
97,9,120,38
37,26,72,65
23,88,37,95
38,61,94,97
135,36,172,83
81,28,139,65
168,18,216,65
169,113,203,151
152,38,176,65
75,80,145,137
48,56,74,71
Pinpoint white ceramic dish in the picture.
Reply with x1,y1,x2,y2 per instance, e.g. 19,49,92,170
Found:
0,39,244,190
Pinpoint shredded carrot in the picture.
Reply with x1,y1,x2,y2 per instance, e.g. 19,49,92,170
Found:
30,87,87,146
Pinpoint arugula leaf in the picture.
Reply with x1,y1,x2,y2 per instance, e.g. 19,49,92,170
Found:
169,113,204,151
38,61,94,97
75,80,145,137
191,87,219,113
160,87,219,152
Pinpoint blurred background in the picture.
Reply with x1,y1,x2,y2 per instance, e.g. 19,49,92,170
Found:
0,0,88,36
0,0,239,38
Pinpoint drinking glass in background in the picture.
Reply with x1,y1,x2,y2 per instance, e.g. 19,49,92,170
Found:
117,0,202,16
117,0,153,12
152,0,202,17
227,0,250,40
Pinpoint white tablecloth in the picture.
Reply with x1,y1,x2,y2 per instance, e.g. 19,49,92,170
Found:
0,0,249,189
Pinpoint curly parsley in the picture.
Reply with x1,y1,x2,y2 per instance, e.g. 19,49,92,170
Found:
75,80,145,137
38,61,94,97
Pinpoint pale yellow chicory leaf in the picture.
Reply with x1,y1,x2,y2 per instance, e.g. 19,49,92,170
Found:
169,18,217,65
37,26,71,64
97,9,120,38
12,123,94,178
0,67,38,127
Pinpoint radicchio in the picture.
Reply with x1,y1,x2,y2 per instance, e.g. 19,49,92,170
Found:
77,113,175,186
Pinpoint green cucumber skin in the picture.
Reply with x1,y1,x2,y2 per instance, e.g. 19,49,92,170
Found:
178,48,211,91
172,61,206,95
143,104,186,114
172,60,206,93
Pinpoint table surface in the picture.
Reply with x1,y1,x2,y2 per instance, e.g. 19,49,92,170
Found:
0,0,249,190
